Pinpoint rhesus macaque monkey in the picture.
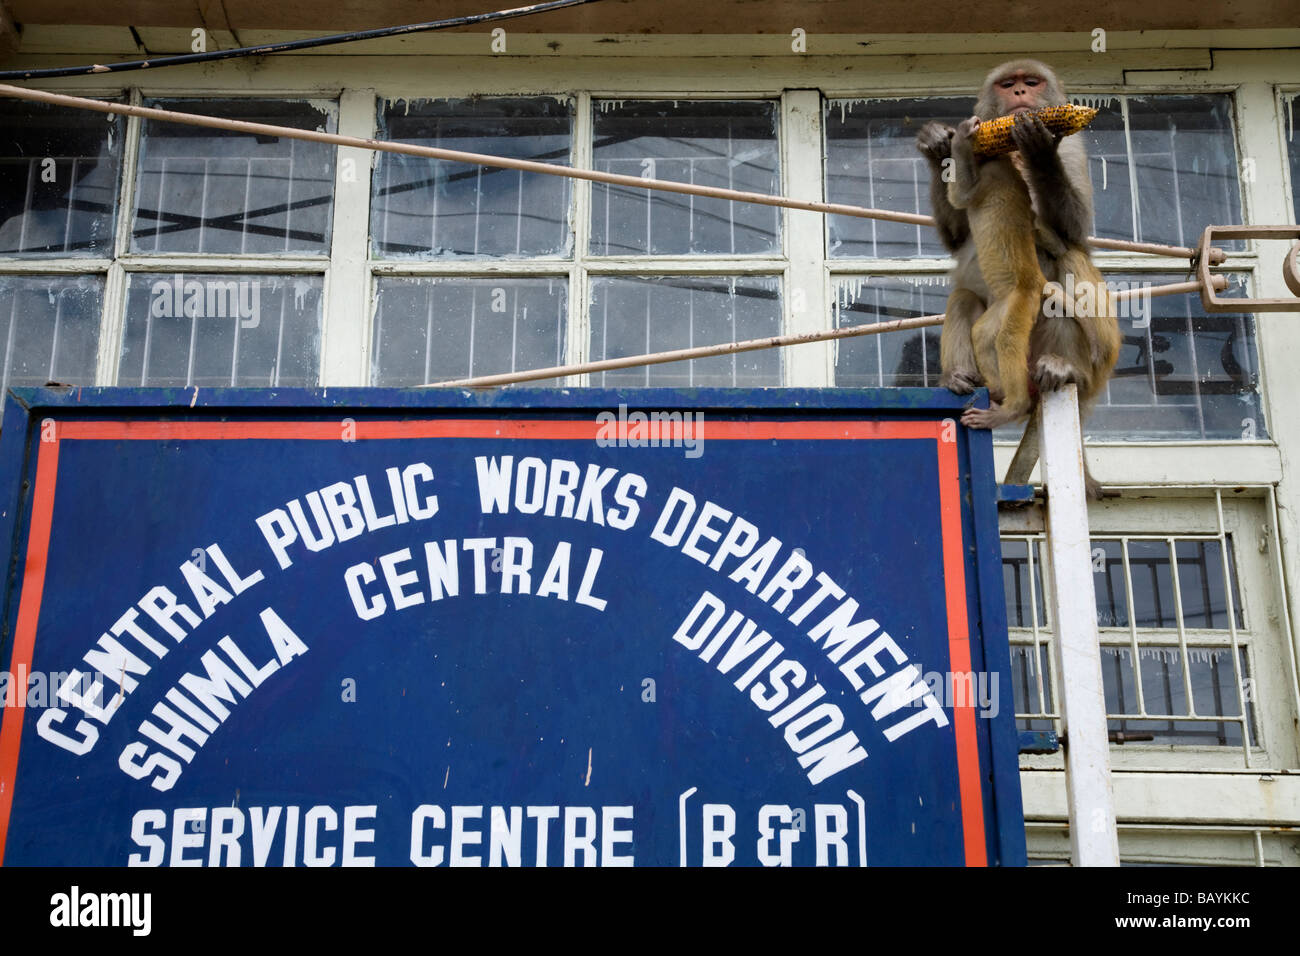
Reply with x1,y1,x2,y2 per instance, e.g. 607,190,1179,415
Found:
945,116,1045,427
916,59,1120,497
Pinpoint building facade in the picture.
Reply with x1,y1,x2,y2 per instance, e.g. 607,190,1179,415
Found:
1,1,1299,864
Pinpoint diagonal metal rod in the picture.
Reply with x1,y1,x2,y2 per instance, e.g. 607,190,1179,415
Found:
0,84,1225,263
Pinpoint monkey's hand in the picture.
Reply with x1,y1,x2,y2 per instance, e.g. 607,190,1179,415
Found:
1010,113,1060,161
940,367,984,395
961,400,1026,430
952,116,980,156
916,122,955,163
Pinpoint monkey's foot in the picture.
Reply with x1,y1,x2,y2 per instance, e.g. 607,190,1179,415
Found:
1032,354,1083,392
940,368,983,395
961,401,1022,430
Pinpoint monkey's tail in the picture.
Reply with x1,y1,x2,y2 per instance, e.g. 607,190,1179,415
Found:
1004,412,1041,486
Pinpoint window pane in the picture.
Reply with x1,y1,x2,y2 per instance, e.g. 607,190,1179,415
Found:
1175,539,1244,630
840,274,1267,441
1092,273,1265,439
590,276,781,387
591,101,780,256
824,97,967,259
373,97,572,259
132,99,336,255
1001,539,1047,629
1118,95,1242,250
371,277,566,386
827,94,1243,255
1092,539,1129,627
119,274,322,386
1009,643,1054,732
0,99,123,257
1102,645,1254,746
0,275,102,405
832,276,945,386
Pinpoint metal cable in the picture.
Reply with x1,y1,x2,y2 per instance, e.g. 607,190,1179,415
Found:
0,0,606,81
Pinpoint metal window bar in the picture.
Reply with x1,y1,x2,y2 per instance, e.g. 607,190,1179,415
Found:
1007,530,1252,752
1215,490,1253,764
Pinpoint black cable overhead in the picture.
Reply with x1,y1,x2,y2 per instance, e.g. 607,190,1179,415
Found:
0,0,606,81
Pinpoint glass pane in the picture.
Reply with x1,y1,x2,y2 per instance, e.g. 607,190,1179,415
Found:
132,99,336,255
832,276,946,386
0,99,123,257
1122,95,1242,251
373,97,572,259
1102,645,1254,746
1077,95,1126,242
119,274,322,386
0,275,102,407
824,97,968,259
590,276,781,387
1092,539,1129,627
1092,273,1265,440
371,277,566,386
1175,539,1245,630
1010,643,1054,732
1001,539,1047,629
1125,540,1178,628
590,101,779,256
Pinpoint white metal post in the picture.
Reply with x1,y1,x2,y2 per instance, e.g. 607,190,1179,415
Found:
1039,386,1120,866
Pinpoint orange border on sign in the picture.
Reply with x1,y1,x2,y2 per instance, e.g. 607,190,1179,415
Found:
0,417,986,866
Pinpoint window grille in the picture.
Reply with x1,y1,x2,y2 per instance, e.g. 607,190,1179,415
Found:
1002,492,1261,759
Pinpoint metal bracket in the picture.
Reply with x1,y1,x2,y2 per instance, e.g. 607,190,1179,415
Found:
1197,225,1300,312
1018,730,1060,754
997,483,1036,506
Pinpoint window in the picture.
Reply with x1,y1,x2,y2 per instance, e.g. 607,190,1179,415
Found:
132,98,336,255
825,93,1265,440
367,95,784,387
0,96,334,396
0,98,123,258
1003,490,1299,768
372,97,572,259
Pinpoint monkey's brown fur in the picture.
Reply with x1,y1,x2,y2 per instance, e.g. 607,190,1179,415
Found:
916,59,1121,496
946,122,1044,427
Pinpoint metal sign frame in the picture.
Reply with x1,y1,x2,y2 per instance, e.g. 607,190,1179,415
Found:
0,386,1024,866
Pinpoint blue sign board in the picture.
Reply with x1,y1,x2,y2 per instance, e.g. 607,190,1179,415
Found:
0,387,1023,866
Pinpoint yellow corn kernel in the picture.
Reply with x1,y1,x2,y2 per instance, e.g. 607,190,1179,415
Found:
972,104,1099,157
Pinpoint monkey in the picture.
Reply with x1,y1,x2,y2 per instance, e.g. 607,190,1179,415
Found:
944,115,1045,428
916,59,1121,497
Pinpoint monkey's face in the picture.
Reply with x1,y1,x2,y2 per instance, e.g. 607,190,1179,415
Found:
992,69,1048,115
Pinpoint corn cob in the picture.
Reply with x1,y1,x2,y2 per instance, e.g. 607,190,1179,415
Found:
972,104,1098,157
